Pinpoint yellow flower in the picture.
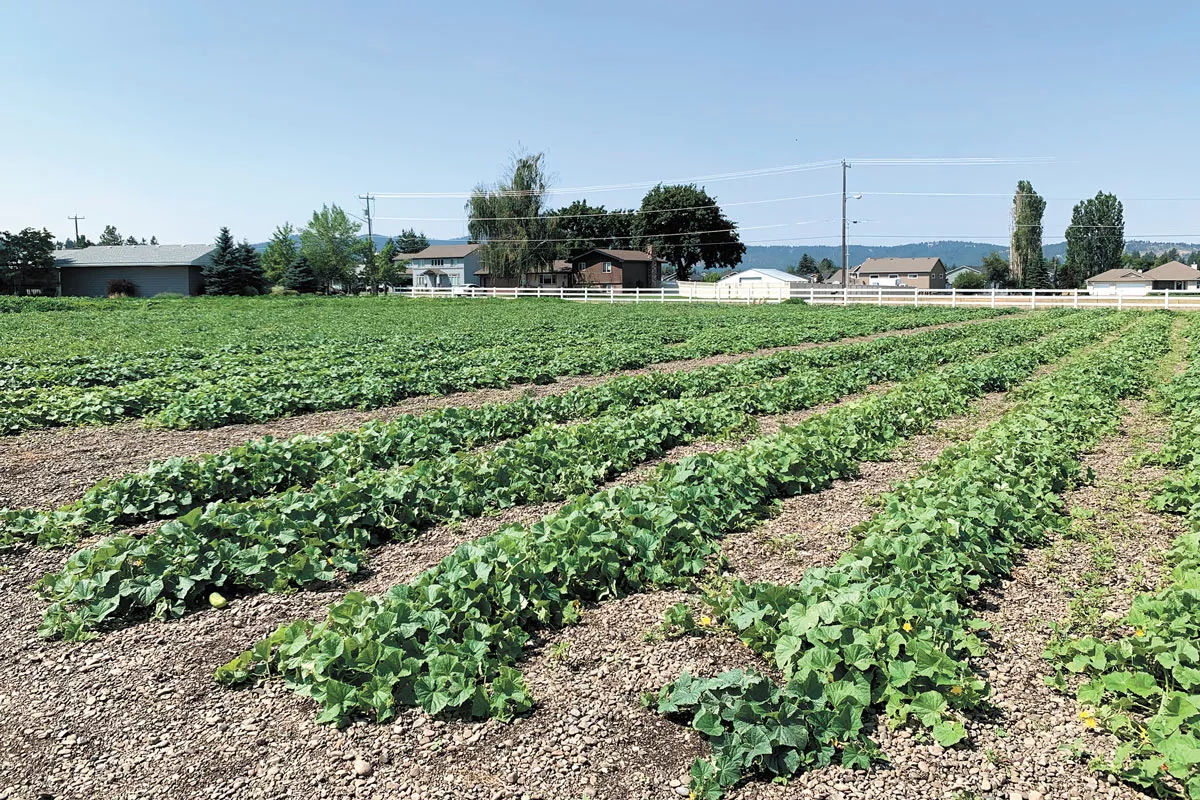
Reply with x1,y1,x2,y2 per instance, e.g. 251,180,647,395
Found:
902,622,913,632
1138,726,1149,743
1134,628,1145,637
950,685,963,696
133,559,143,567
1083,718,1098,729
699,615,713,627
1079,709,1094,719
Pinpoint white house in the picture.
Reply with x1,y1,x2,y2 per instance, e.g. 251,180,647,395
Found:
1086,261,1200,296
401,244,482,287
719,268,813,289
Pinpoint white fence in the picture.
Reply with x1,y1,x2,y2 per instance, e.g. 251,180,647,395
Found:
394,284,1200,310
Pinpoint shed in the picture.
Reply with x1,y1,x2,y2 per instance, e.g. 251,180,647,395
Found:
55,245,214,297
718,268,812,287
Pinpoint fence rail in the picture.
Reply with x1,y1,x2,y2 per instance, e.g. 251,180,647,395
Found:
393,284,1200,310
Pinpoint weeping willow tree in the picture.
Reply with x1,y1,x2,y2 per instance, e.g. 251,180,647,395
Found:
466,151,558,284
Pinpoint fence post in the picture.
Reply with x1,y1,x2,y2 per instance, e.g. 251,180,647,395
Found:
560,285,565,300
1117,292,1123,311
913,288,918,307
1030,288,1036,310
610,285,615,304
951,287,957,308
1165,288,1170,310
1073,289,1079,308
583,286,589,302
842,286,848,306
809,287,815,304
991,287,996,308
661,285,665,303
877,285,883,306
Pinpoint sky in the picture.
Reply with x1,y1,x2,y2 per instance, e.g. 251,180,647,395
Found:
2,0,1198,249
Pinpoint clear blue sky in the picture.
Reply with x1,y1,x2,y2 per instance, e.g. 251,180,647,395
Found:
3,0,1197,249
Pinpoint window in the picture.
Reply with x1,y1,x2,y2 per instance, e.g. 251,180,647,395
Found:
432,258,445,267
602,262,612,273
577,262,586,270
888,273,898,279
541,274,555,285
908,273,918,279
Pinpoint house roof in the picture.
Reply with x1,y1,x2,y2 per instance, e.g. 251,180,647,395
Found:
1142,261,1200,281
945,264,982,274
720,268,810,284
396,244,480,261
856,257,944,274
1086,269,1147,283
54,244,215,268
576,248,660,263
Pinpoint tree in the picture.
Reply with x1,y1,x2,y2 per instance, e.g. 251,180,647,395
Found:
0,228,57,295
374,238,406,287
1009,181,1046,288
980,251,1010,288
300,204,362,291
817,258,837,279
233,240,267,294
548,201,634,259
124,236,139,246
1024,256,1050,290
1189,251,1200,267
953,270,987,290
791,253,818,276
149,236,159,246
1155,248,1182,266
1063,191,1125,288
467,150,558,283
261,223,298,284
98,225,123,246
632,184,745,281
281,255,322,293
202,227,239,295
394,228,429,254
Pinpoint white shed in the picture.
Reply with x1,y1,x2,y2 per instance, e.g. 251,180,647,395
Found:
719,268,812,287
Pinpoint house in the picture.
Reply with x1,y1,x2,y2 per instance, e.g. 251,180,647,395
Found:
400,244,483,288
573,249,664,288
718,268,814,290
1086,261,1200,296
477,259,577,288
852,257,948,289
945,265,983,285
54,244,214,297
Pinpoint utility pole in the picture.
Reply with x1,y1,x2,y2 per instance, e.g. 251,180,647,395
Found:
358,193,375,294
68,214,85,243
840,160,851,288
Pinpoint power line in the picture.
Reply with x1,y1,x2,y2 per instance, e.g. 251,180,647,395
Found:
458,219,833,246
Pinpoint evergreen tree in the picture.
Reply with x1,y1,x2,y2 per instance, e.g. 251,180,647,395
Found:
64,238,76,250
150,235,159,245
817,257,837,279
202,227,239,295
281,254,321,293
394,228,430,253
124,235,139,246
797,253,817,275
234,240,268,294
98,225,123,246
1154,248,1182,266
75,233,93,249
1024,257,1051,290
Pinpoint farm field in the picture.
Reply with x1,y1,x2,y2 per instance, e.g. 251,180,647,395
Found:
1,299,1198,800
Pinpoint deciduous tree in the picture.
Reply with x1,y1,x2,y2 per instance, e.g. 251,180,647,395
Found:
1063,191,1124,288
548,201,634,259
980,251,1010,288
300,204,362,291
468,151,558,283
1010,181,1046,288
632,184,745,281
0,228,57,295
261,223,298,284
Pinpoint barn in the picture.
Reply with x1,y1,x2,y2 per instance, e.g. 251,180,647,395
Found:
55,245,214,297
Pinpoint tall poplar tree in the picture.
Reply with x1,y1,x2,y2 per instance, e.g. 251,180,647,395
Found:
1010,181,1047,288
1063,191,1125,288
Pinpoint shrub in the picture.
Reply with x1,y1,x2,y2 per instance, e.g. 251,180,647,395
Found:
106,278,136,297
269,286,299,296
953,271,987,290
152,292,184,300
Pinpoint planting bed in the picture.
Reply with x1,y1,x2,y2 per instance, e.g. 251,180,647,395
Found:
0,297,1195,800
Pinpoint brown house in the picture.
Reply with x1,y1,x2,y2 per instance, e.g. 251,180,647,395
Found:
573,249,663,288
836,257,948,289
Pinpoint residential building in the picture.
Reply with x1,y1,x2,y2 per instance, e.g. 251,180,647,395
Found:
573,249,663,288
851,257,948,289
400,244,483,287
718,268,814,290
944,265,983,285
1086,261,1200,296
55,244,213,296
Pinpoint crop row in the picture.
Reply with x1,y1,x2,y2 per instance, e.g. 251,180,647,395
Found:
1,312,1069,550
34,313,1071,639
645,313,1172,798
1046,316,1200,800
0,305,1000,434
210,310,1129,729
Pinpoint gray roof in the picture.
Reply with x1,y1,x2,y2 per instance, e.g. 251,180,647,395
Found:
721,268,810,284
396,244,480,261
578,248,660,263
857,257,944,274
55,244,216,268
